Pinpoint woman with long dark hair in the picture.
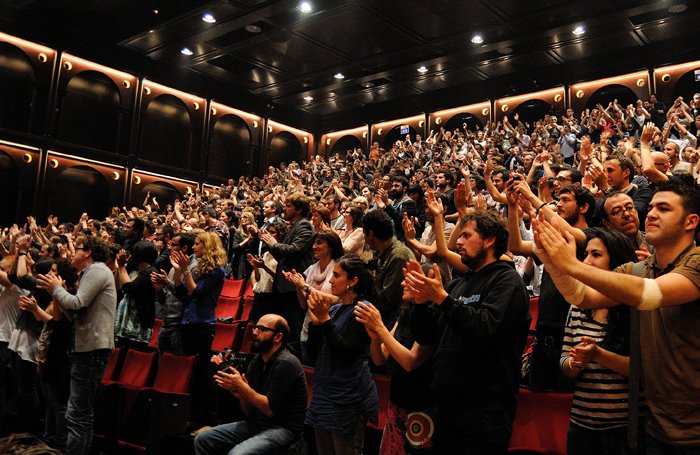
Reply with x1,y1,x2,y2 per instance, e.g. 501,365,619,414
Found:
305,255,378,455
560,227,642,455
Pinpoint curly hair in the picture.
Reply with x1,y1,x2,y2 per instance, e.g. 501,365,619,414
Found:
195,232,227,276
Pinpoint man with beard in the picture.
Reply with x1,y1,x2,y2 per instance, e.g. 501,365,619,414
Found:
194,314,307,455
406,210,530,453
377,176,419,241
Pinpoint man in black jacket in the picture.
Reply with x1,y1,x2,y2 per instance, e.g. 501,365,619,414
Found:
405,210,530,454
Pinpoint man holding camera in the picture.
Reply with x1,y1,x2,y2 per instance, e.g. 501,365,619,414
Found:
194,314,307,455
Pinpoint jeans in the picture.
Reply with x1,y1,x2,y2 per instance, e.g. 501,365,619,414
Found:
65,350,110,455
41,362,71,451
567,422,630,455
194,420,296,455
315,415,367,455
646,433,700,455
14,353,41,432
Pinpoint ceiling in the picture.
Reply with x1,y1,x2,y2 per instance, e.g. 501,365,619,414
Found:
1,0,699,133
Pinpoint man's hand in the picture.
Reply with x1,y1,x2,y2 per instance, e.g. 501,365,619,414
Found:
37,271,63,295
532,215,578,274
258,228,278,247
402,213,416,241
403,262,447,305
214,367,249,396
425,191,443,218
640,122,654,146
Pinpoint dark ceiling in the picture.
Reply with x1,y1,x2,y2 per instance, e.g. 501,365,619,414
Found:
1,0,699,133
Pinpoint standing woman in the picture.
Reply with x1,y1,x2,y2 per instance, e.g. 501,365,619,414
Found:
560,228,641,455
338,206,369,260
305,255,378,455
171,231,227,426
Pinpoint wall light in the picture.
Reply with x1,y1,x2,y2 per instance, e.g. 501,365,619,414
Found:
123,80,131,89
133,176,142,185
554,94,562,103
268,125,273,133
23,153,32,163
576,90,585,98
38,53,47,63
661,73,671,82
636,78,646,87
112,171,120,180
303,136,309,144
63,61,72,71
144,87,151,95
419,120,425,127
501,104,509,112
362,131,367,138
253,121,259,128
211,107,217,115
49,159,59,168
326,138,332,145
482,108,490,116
193,102,199,110
377,128,383,135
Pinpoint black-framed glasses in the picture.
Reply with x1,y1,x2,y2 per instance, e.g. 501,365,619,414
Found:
252,324,280,334
608,204,637,218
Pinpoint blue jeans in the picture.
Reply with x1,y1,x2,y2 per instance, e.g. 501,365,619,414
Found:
646,433,700,455
65,350,110,455
194,420,296,455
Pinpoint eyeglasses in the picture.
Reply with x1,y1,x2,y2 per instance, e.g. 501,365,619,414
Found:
252,324,280,334
170,243,181,247
608,203,637,218
555,176,572,182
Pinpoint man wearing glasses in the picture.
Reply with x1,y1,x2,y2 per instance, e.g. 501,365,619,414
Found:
602,192,653,254
194,314,307,455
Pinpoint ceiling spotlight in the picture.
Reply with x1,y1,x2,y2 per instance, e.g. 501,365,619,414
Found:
334,72,345,80
303,95,314,101
417,66,428,74
180,47,194,56
471,35,484,44
361,81,374,88
202,13,216,23
152,9,159,14
573,25,585,36
245,24,262,33
300,2,312,13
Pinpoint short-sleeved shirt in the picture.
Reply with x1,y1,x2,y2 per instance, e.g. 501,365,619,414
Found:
616,246,700,445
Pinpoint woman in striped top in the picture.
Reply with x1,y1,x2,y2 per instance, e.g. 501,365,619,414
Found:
560,228,641,455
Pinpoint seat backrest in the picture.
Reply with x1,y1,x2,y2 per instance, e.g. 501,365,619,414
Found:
372,374,391,430
221,279,246,298
215,296,242,319
243,280,254,299
239,297,253,322
212,321,239,352
509,387,573,454
118,349,157,388
149,318,163,349
237,321,255,353
529,297,539,332
153,352,196,394
102,347,123,382
303,367,314,406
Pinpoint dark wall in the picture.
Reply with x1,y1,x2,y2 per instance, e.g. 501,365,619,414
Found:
268,131,302,167
208,114,251,178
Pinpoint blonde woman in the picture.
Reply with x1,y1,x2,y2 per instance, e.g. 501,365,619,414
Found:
170,231,227,425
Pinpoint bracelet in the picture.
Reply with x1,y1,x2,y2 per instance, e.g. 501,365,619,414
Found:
535,202,549,216
568,357,582,370
182,269,191,276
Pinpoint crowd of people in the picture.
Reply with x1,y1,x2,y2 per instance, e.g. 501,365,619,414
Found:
0,91,699,455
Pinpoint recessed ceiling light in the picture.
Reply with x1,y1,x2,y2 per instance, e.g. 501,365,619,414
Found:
669,4,687,13
303,95,313,101
334,72,345,80
152,9,159,14
471,35,483,44
202,13,216,23
180,47,194,56
300,2,312,13
573,25,585,36
417,66,428,73
361,81,375,88
245,24,262,33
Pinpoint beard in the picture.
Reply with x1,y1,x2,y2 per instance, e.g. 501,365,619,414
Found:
388,189,403,200
460,244,488,270
251,336,274,353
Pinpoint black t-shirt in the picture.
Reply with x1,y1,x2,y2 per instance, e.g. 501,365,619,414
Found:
245,347,308,433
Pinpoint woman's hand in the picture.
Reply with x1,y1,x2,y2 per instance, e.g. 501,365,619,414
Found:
170,250,190,271
354,301,386,339
570,336,598,368
307,288,332,325
282,269,306,289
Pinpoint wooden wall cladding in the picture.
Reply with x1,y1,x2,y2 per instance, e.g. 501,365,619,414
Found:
0,33,55,134
371,115,424,151
431,101,491,135
138,80,205,172
0,143,40,226
266,120,312,167
495,88,566,126
42,152,126,222
207,102,261,181
569,71,650,113
54,54,137,154
321,126,368,158
130,170,196,211
653,61,700,105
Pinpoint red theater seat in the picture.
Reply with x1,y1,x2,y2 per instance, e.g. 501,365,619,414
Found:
508,387,573,454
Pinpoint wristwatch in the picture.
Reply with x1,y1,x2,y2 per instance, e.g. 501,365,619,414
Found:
302,284,310,294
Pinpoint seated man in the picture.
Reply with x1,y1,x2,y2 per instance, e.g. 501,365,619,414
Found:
194,314,307,455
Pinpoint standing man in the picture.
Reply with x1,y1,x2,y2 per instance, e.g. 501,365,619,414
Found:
406,211,530,453
534,182,700,453
38,235,117,455
194,314,307,455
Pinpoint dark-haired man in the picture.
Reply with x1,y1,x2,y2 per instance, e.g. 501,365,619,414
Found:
194,314,307,455
377,176,418,241
593,154,653,226
407,211,530,453
37,236,117,455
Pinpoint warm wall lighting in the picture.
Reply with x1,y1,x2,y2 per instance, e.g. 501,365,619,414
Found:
193,102,199,110
419,120,425,127
362,131,367,138
112,171,120,180
144,87,151,95
554,94,562,103
267,126,273,133
661,73,671,82
23,153,32,163
435,117,442,124
49,159,59,168
636,78,646,87
38,53,47,63
576,90,585,98
133,176,142,185
482,108,490,115
326,138,331,145
377,128,383,135
253,121,259,128
501,105,509,112
303,137,309,143
123,80,130,89
63,61,72,71
211,107,217,115
186,186,193,194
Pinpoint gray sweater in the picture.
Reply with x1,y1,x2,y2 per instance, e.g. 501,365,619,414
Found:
52,262,117,353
